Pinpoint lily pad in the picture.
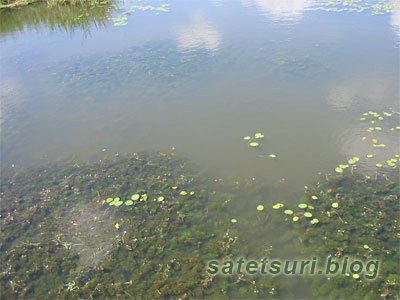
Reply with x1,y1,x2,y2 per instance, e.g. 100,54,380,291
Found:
298,203,307,209
348,157,359,164
106,198,114,203
272,203,284,209
376,163,383,167
310,218,319,224
293,216,299,222
243,136,251,140
254,133,264,139
332,202,339,208
125,200,134,206
304,212,312,218
158,196,164,202
311,196,318,200
114,201,123,207
257,205,264,211
335,167,343,173
231,219,237,223
363,244,369,249
131,194,140,200
284,209,293,215
269,154,277,158
249,142,259,147
180,191,188,196
115,223,120,229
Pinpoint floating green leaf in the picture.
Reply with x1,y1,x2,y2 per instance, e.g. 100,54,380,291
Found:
115,223,120,229
363,244,369,249
332,202,339,208
269,154,277,158
180,191,187,196
125,200,134,206
304,212,312,218
114,201,123,207
293,216,299,222
243,136,251,140
249,142,259,147
231,219,237,223
158,196,164,202
131,194,140,201
106,198,114,203
284,209,293,215
311,196,318,200
348,157,359,164
273,203,284,209
254,133,264,139
257,205,264,211
376,163,383,167
335,167,343,173
298,203,307,209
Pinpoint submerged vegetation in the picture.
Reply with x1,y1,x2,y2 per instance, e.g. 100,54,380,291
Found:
1,146,399,298
0,152,282,298
272,171,399,299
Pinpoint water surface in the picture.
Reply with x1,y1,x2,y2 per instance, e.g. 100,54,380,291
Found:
0,0,399,298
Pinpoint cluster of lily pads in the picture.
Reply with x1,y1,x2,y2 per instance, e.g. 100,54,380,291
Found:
271,201,321,225
110,3,170,27
360,110,400,169
334,109,400,173
243,132,277,158
335,157,359,173
313,0,396,15
243,132,264,147
105,187,196,208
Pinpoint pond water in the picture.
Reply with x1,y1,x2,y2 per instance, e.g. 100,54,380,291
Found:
0,0,399,299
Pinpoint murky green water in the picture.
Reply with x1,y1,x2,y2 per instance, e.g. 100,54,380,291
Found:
0,0,399,299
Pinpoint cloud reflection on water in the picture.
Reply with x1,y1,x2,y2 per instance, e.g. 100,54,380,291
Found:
174,13,222,52
391,2,400,38
241,0,315,21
